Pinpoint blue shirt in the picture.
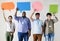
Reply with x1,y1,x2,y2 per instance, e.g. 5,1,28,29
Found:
33,19,43,34
14,16,31,33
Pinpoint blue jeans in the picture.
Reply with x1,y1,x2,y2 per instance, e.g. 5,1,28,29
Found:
18,32,28,41
45,33,54,41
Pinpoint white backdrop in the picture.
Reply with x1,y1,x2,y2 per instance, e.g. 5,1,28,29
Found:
0,0,60,41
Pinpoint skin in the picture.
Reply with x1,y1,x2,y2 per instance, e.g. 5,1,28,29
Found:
35,15,40,19
2,8,15,35
8,17,12,23
15,8,31,37
15,8,26,17
47,15,52,20
22,12,26,17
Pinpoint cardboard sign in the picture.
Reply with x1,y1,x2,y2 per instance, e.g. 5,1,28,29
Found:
17,2,31,12
32,2,43,12
49,4,58,14
1,2,15,10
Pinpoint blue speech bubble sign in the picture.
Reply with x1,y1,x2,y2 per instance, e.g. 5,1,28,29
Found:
17,2,31,12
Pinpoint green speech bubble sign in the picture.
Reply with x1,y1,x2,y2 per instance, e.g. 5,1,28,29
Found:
49,4,58,14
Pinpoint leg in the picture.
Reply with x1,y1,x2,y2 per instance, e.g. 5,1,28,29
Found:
45,34,49,41
50,33,54,41
18,32,23,41
24,33,28,41
33,34,37,41
6,32,10,41
37,34,42,41
10,34,13,41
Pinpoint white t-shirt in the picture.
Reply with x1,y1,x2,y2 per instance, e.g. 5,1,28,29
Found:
6,22,15,32
32,19,43,34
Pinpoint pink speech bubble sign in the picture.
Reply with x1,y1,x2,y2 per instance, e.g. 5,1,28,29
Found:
32,2,43,12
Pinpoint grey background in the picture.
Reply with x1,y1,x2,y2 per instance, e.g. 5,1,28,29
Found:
0,0,60,41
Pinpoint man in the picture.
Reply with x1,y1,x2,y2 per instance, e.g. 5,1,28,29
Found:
44,13,58,41
2,8,15,41
14,8,31,41
30,10,43,41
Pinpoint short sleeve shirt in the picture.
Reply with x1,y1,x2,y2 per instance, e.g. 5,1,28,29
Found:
32,19,43,34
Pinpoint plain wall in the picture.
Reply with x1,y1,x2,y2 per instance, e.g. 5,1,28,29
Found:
0,0,60,41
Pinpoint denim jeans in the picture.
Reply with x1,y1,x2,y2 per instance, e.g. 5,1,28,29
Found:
18,32,28,41
45,33,54,41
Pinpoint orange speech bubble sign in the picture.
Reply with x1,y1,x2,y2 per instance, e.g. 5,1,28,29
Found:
1,2,15,10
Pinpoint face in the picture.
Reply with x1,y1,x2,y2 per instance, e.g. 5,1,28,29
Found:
8,17,12,22
35,15,40,19
47,15,51,20
22,12,26,16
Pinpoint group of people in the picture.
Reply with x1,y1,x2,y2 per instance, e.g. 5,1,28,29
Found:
2,8,58,41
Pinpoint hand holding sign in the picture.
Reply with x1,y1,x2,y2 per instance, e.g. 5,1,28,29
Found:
49,4,58,14
32,2,43,12
17,2,31,12
1,2,15,10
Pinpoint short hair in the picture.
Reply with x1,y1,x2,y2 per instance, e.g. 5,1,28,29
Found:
46,13,52,16
23,11,26,14
8,15,12,19
35,13,40,15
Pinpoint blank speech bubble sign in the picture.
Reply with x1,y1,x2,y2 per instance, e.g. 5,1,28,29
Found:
1,2,15,10
32,1,43,12
17,2,31,12
49,4,58,14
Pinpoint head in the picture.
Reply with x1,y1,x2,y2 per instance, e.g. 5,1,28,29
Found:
8,15,12,22
46,13,52,20
22,11,26,18
35,13,40,19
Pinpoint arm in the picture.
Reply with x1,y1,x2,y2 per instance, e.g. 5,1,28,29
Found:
15,8,18,16
13,23,15,33
28,19,31,37
43,20,46,35
14,8,20,21
30,10,36,21
53,14,58,23
2,9,7,22
28,19,31,30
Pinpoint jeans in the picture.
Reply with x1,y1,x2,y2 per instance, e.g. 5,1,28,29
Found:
45,33,54,41
18,32,28,41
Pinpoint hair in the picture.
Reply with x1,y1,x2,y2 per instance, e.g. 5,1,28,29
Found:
35,13,40,15
8,15,13,19
46,13,52,16
23,11,26,14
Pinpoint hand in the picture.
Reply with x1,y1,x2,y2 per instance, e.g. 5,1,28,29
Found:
33,9,36,12
28,31,31,37
2,8,4,11
10,32,13,36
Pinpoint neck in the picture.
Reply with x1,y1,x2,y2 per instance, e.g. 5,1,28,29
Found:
9,21,12,24
36,18,39,19
47,19,51,21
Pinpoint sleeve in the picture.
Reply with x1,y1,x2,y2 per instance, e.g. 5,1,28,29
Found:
14,16,21,22
53,19,58,23
43,20,46,34
28,18,31,30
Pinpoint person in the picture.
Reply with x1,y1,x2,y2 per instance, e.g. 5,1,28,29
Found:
2,8,15,41
14,8,31,41
44,13,58,41
30,10,43,41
